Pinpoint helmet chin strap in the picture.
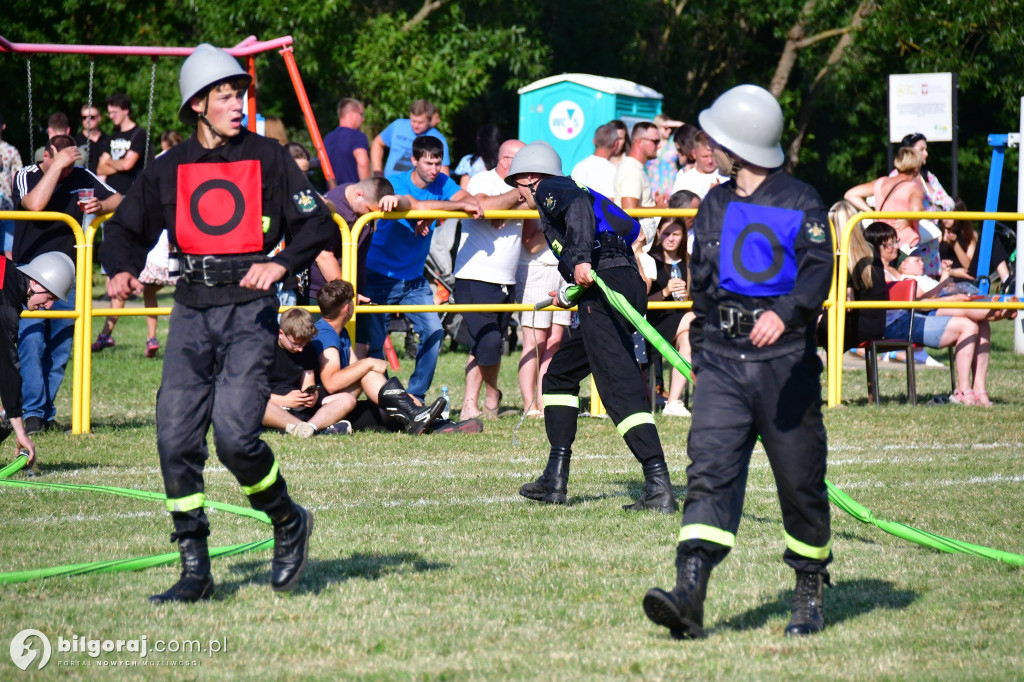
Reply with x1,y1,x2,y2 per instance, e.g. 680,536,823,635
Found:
197,94,229,140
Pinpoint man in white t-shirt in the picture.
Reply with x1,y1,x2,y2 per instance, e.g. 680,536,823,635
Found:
614,122,663,244
570,123,618,197
453,139,528,419
671,130,729,198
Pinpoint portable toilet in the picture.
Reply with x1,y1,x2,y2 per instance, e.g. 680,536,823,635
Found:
517,74,664,172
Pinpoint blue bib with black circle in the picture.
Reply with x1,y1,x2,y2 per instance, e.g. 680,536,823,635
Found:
719,203,801,297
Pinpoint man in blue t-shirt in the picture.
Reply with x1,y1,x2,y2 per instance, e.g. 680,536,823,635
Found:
370,99,451,178
362,136,521,401
323,98,370,185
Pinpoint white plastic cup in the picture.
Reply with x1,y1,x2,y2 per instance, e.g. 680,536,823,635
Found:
77,187,95,210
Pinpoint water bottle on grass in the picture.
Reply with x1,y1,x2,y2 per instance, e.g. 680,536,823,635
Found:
441,386,450,420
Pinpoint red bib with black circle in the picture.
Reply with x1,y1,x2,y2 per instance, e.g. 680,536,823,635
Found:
175,161,264,255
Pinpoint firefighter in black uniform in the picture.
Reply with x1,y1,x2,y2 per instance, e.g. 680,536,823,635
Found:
100,45,336,603
505,142,676,513
0,252,76,465
643,85,834,638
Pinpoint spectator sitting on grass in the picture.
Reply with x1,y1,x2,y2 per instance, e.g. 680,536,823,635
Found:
312,280,480,435
262,308,357,437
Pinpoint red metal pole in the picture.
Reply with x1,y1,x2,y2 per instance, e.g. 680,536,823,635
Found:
279,45,335,189
246,56,258,133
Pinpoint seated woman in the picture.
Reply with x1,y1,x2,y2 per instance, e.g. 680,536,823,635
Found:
861,222,989,405
833,200,886,350
646,217,694,417
940,198,1013,290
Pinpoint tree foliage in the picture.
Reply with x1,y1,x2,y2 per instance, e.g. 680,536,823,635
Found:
2,0,1023,209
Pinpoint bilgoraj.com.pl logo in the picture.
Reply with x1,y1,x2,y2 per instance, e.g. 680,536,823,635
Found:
10,630,51,671
9,629,227,670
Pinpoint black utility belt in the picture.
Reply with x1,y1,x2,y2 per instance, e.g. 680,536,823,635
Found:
179,254,267,287
717,304,765,339
593,231,630,256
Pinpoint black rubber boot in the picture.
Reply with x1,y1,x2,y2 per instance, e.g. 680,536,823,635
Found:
519,446,570,505
784,571,826,637
623,460,678,513
150,536,215,604
270,504,314,593
643,548,711,639
377,377,446,435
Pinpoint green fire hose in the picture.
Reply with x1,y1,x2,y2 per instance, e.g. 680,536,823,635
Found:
555,271,1023,567
0,273,1020,585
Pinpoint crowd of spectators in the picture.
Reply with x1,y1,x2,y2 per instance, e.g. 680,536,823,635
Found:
1,88,1017,439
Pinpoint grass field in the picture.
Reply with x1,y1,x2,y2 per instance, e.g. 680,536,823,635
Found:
2,297,1023,680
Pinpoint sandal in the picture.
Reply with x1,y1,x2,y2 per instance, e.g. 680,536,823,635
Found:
525,409,544,419
950,389,976,406
974,390,993,407
481,390,503,420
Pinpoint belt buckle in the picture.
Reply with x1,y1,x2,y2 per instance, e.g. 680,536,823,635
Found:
200,255,218,287
737,308,765,336
718,305,738,338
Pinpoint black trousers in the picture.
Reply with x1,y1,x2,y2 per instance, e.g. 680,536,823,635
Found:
157,298,294,542
680,348,831,573
454,278,511,367
541,266,664,466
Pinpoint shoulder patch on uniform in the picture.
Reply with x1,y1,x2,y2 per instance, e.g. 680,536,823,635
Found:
805,220,828,245
574,180,590,193
543,194,557,212
293,189,317,214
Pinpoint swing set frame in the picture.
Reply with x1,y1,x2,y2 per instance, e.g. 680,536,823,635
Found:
0,34,336,185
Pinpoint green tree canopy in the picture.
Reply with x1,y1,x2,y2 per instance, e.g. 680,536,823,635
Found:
2,0,1022,210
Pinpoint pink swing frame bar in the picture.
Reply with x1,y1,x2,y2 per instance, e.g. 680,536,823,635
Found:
0,34,333,184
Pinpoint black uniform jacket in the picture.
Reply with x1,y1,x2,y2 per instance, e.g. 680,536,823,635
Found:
0,257,29,418
100,129,336,308
533,176,639,283
689,170,833,361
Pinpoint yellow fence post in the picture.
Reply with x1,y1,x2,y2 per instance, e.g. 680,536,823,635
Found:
588,377,607,416
0,211,85,433
80,217,107,433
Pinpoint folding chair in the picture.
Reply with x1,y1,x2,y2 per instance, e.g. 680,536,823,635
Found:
859,279,954,405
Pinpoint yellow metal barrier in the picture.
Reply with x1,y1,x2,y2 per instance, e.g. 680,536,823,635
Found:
830,211,1024,407
4,205,727,433
1,210,87,434
348,208,700,415
78,213,351,433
